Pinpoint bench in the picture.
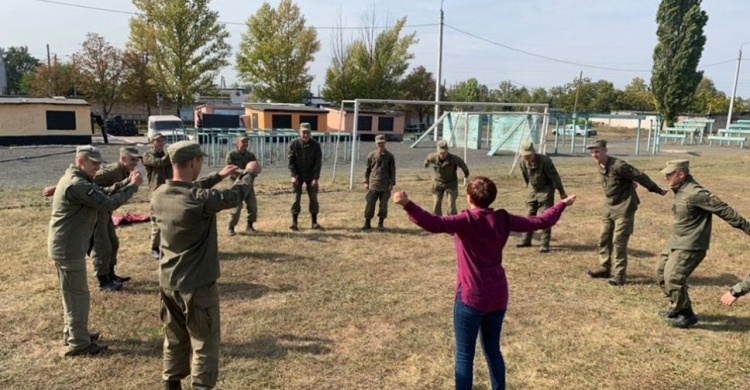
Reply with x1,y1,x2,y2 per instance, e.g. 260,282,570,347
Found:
659,133,687,145
708,135,746,148
664,127,696,144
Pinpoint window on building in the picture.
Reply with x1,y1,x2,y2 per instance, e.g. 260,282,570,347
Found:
299,115,319,130
271,114,292,129
358,116,373,131
46,111,77,130
378,117,394,131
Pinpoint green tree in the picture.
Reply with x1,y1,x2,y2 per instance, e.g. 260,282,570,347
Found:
651,0,708,125
72,33,127,119
1,46,40,95
618,77,655,111
399,66,435,123
129,0,231,109
688,77,730,114
26,61,78,97
445,78,492,110
322,15,417,102
121,50,157,115
236,0,320,102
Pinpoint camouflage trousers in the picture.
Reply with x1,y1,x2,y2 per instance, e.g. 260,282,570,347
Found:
56,262,92,352
91,214,118,276
655,248,706,312
364,189,390,219
160,282,220,389
228,187,257,227
597,211,635,278
291,180,319,215
520,198,554,247
432,183,459,216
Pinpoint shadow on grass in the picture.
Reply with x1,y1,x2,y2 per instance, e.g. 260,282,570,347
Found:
553,244,655,258
125,280,160,295
223,333,333,359
221,251,314,263
107,338,161,358
220,282,297,301
692,314,750,332
688,274,741,287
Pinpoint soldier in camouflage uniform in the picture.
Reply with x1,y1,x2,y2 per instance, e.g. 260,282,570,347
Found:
586,140,667,286
152,141,254,390
517,141,567,253
225,135,260,235
424,140,470,216
656,159,750,328
362,135,396,231
288,123,323,230
142,133,173,259
721,275,750,306
91,147,142,291
49,146,141,356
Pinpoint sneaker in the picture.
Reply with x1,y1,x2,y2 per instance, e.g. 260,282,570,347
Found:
227,227,236,236
151,249,160,260
586,267,611,279
63,332,100,346
516,242,532,248
64,342,108,357
539,246,550,253
669,312,699,329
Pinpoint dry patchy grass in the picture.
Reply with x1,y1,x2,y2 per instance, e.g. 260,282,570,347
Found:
0,144,749,389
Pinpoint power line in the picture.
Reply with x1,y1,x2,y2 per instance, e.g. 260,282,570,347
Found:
445,24,735,73
31,0,437,29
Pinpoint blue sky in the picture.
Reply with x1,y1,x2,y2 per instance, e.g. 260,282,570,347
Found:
2,0,749,97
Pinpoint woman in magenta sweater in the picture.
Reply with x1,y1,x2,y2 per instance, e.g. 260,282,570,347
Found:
394,176,576,390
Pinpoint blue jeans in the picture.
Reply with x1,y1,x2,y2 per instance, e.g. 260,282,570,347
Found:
453,293,507,390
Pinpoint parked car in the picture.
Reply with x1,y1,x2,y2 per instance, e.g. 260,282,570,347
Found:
552,124,597,137
147,115,191,142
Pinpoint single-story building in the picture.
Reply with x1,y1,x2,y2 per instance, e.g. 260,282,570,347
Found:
242,103,329,131
0,97,92,146
327,108,405,141
194,103,245,128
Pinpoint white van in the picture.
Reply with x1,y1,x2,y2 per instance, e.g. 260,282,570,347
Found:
147,115,190,142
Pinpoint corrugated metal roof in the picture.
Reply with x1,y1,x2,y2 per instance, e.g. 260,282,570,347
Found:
0,97,90,106
243,103,328,113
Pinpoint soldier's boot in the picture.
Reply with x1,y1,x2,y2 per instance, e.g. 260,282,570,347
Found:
97,275,122,292
311,213,322,230
246,222,256,232
362,219,372,231
64,342,108,357
290,214,299,231
377,217,385,232
657,307,679,319
110,265,131,283
607,275,626,286
539,245,550,253
586,267,611,279
63,331,100,346
516,234,532,248
668,308,699,329
227,226,236,236
164,380,182,390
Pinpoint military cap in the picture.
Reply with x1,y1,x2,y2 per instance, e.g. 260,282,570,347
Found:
149,132,165,142
437,140,449,151
586,139,607,150
167,141,209,163
375,134,386,143
520,140,535,156
120,147,141,158
660,159,690,175
300,123,312,132
76,145,103,162
236,135,249,142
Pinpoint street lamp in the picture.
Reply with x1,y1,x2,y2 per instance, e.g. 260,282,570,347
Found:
727,41,750,127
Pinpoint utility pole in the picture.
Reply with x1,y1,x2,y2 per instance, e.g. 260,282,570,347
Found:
433,0,444,141
46,44,52,96
571,70,583,154
727,42,750,127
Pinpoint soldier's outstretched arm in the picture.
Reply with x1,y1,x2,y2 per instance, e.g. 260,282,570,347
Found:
616,162,663,194
690,191,750,234
203,174,252,213
66,181,138,212
143,151,170,168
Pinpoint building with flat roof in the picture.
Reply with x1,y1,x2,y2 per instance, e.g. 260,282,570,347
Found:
243,103,329,131
0,97,92,146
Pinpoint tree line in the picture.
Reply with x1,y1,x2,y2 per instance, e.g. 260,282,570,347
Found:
0,0,741,124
